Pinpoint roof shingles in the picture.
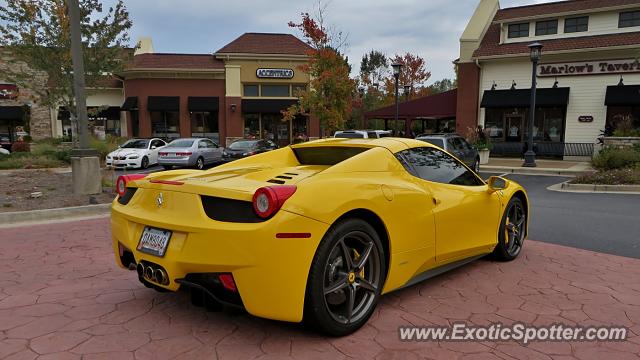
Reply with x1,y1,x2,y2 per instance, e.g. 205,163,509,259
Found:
216,33,312,55
495,0,640,21
126,53,224,70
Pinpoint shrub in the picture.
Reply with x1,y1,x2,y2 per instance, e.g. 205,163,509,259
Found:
573,167,640,185
31,143,58,157
11,141,30,152
34,137,64,146
591,146,640,170
54,149,71,163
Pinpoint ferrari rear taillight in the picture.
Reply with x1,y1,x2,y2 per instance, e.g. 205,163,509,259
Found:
116,174,147,197
252,185,297,219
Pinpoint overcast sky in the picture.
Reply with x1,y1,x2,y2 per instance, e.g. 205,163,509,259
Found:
123,0,554,85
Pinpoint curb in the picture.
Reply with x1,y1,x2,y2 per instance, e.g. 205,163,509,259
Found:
481,165,593,177
547,181,640,194
0,203,111,228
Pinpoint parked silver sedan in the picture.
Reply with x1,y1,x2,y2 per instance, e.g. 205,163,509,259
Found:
158,138,223,170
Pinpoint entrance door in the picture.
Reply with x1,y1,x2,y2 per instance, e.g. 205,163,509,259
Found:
505,115,523,142
261,114,290,147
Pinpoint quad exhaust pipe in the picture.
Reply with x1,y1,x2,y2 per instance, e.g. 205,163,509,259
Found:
136,262,169,285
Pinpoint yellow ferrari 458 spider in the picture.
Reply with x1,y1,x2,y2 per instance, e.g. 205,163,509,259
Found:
111,137,528,336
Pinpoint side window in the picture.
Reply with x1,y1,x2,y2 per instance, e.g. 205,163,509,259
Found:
209,140,218,148
198,140,207,149
459,138,472,151
367,131,377,138
396,147,483,186
453,138,468,151
447,138,459,152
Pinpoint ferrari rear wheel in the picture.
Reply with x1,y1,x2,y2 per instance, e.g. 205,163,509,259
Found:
493,197,526,261
305,218,385,336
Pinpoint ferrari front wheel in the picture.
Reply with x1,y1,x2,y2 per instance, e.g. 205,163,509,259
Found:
493,197,526,261
305,218,385,336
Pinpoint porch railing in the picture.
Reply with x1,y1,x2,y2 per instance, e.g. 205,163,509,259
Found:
491,142,594,158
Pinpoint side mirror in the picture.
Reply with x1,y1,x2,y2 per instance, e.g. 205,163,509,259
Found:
151,146,157,150
487,176,508,192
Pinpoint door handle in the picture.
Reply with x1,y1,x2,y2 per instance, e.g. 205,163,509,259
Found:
432,197,441,206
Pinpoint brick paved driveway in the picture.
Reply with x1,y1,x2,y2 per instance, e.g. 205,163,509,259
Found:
1,218,639,360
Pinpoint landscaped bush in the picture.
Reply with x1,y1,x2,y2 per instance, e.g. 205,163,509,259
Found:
0,154,65,170
591,146,640,170
573,167,640,185
90,135,127,160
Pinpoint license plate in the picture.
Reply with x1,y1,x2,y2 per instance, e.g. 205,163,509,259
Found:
137,227,172,257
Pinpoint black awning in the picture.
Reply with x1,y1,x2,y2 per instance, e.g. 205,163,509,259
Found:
188,97,219,112
147,96,179,111
121,96,138,110
241,99,298,113
0,106,24,120
604,85,640,106
481,87,570,108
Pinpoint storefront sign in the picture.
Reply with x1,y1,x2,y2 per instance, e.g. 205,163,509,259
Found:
539,59,640,77
578,115,594,123
0,84,19,99
256,68,294,79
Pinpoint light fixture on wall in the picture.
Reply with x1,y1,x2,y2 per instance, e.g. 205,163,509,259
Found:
230,103,237,112
618,76,624,86
510,80,517,90
490,81,497,90
553,77,559,88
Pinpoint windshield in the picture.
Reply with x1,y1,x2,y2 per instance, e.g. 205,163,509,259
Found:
167,140,194,148
228,140,256,150
121,139,149,149
418,138,444,148
335,132,365,139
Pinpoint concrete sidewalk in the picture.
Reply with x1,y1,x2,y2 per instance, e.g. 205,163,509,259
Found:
0,218,638,359
482,158,593,176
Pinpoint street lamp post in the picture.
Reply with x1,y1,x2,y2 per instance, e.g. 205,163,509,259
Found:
391,63,402,136
523,42,543,167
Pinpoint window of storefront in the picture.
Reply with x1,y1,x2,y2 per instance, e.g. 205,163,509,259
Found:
619,10,640,28
261,113,290,147
293,116,308,143
130,111,139,137
150,111,180,140
484,107,564,143
508,23,529,38
243,113,260,139
292,84,307,97
606,106,640,134
190,111,219,144
564,16,588,33
261,85,290,97
535,19,558,35
243,84,259,97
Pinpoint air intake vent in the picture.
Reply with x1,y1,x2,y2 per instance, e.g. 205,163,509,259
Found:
267,172,299,184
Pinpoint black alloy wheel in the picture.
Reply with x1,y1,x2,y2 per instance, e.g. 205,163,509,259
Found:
141,156,149,169
305,218,385,336
493,197,526,261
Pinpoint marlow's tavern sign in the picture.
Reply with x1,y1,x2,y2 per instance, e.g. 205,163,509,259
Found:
538,59,640,77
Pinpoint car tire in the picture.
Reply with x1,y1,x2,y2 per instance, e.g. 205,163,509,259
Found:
304,218,386,336
195,157,204,170
162,165,173,170
492,197,526,261
472,157,480,173
141,156,149,169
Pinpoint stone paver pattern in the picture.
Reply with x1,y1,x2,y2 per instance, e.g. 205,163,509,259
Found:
1,218,639,359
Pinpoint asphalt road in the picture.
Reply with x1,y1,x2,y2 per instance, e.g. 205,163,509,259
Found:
481,172,640,259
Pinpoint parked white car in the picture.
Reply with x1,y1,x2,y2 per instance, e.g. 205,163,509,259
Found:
106,138,167,169
334,130,392,139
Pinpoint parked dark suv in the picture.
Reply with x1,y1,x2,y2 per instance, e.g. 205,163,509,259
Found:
415,133,480,172
221,139,278,162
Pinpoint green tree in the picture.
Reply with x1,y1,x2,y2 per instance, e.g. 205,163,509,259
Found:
428,78,457,94
360,50,388,89
285,9,356,137
0,0,133,141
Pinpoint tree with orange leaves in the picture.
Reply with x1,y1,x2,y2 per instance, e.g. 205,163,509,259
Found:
0,0,132,141
284,6,356,137
381,53,432,104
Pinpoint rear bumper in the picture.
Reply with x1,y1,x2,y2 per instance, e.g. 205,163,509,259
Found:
111,195,329,322
158,157,193,166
